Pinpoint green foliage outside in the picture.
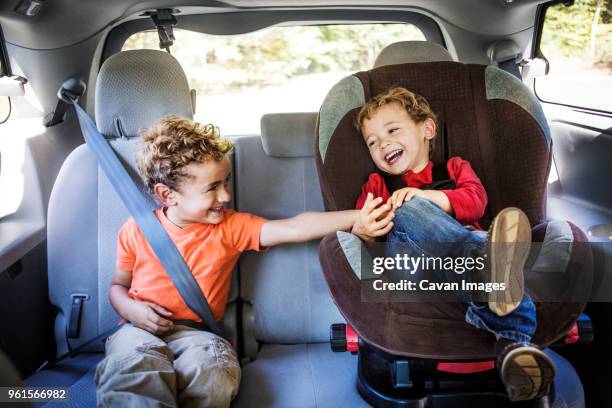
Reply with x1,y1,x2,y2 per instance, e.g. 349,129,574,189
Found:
124,24,424,93
540,0,611,72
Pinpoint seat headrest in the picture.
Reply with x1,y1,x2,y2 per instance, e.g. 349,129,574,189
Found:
487,39,522,65
260,112,317,158
95,50,193,138
374,41,453,68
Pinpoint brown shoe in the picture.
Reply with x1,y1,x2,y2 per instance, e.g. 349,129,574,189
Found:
497,341,556,401
486,207,531,316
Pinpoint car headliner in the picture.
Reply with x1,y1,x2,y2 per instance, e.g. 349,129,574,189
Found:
0,0,551,50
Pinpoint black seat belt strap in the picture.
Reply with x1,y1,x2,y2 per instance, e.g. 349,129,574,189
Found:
498,58,521,79
383,163,455,194
422,164,455,191
36,324,126,373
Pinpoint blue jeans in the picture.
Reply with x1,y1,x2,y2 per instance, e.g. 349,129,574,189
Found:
387,197,536,342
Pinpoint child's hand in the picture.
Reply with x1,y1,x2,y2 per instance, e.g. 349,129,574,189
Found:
126,300,174,335
352,193,395,241
390,187,425,209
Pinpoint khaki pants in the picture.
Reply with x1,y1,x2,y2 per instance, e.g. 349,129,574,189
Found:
95,324,240,408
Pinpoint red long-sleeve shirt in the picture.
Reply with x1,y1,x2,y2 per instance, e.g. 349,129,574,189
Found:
356,157,487,229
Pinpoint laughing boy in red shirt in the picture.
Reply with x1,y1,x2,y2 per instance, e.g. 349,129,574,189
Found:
351,87,555,401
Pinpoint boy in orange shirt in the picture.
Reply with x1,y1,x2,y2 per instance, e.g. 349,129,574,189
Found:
95,117,360,407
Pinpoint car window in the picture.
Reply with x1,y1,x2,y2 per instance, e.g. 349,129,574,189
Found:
0,24,10,125
0,24,14,219
535,0,611,112
0,24,29,220
122,24,426,135
0,25,6,77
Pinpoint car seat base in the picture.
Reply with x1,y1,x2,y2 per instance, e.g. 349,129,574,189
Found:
356,342,554,408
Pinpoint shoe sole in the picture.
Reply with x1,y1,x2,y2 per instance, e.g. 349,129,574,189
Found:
487,208,531,316
501,346,556,401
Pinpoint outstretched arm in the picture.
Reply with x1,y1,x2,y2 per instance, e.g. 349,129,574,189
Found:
260,209,359,247
352,193,396,242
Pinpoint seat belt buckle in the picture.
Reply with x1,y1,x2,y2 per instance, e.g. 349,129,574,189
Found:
67,293,90,339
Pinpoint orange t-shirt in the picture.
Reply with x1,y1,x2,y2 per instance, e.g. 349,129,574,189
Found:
116,208,267,322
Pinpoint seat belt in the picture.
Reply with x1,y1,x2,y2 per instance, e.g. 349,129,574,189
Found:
62,90,225,339
498,58,522,79
383,164,456,194
36,324,125,372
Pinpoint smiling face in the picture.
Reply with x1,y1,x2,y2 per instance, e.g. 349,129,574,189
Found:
362,103,436,175
159,156,232,227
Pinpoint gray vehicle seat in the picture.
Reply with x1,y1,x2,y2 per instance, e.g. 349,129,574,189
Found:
235,41,584,408
24,49,240,405
373,40,454,67
26,49,367,408
231,113,369,407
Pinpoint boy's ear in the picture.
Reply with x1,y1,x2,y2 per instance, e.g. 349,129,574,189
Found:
153,183,177,206
423,118,436,140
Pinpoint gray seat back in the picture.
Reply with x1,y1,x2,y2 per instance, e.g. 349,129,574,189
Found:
235,113,342,355
374,40,453,67
47,49,239,354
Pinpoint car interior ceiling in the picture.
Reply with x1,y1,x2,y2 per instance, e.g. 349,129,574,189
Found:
0,0,610,407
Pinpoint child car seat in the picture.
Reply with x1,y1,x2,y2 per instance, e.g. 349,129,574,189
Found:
315,41,593,405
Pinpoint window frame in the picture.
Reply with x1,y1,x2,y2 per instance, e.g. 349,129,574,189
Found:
101,9,445,66
0,23,13,125
0,24,11,77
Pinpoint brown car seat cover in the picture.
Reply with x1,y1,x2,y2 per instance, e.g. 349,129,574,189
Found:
316,62,592,358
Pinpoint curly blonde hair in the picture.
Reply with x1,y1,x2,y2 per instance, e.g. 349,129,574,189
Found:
136,116,233,193
356,87,438,158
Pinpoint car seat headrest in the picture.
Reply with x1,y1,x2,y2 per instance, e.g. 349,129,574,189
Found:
95,49,193,139
260,112,317,158
374,41,453,68
487,39,523,66
317,62,550,227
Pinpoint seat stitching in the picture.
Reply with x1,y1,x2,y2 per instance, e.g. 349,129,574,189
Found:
306,344,319,407
303,159,313,341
